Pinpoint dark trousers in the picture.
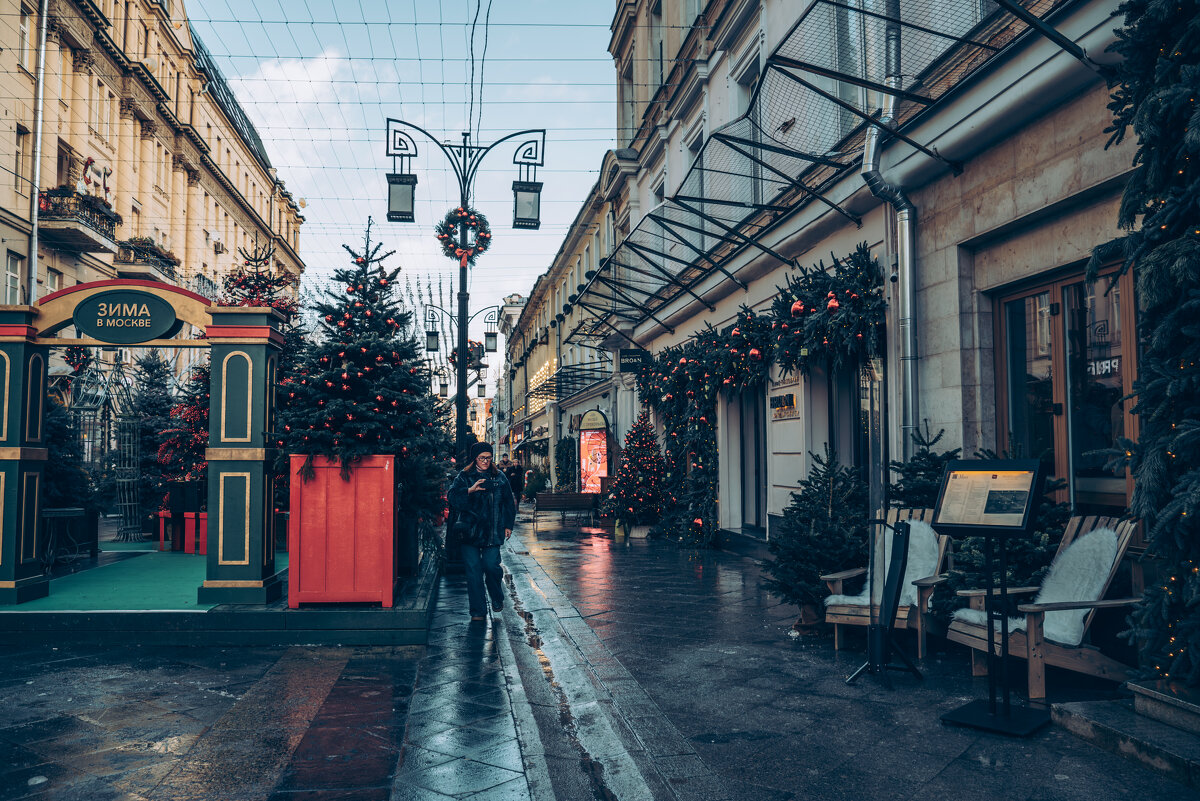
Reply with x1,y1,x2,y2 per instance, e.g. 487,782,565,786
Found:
461,544,503,617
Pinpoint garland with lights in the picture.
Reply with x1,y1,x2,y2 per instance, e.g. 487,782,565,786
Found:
278,221,451,522
1088,0,1200,685
434,206,492,267
630,244,884,546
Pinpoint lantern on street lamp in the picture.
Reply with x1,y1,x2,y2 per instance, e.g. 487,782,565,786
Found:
425,328,439,352
477,382,486,398
386,173,417,223
512,181,543,230
484,331,498,352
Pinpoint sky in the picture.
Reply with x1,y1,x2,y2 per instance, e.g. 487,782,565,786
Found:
184,0,619,392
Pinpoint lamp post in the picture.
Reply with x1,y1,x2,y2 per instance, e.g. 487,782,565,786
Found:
385,120,545,457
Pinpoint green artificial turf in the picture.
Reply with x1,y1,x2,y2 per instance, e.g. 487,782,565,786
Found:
13,552,289,611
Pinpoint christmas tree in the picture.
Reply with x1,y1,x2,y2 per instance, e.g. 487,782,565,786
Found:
130,350,176,527
222,239,307,382
765,446,869,610
602,407,667,534
279,220,451,521
1089,0,1200,684
157,360,210,483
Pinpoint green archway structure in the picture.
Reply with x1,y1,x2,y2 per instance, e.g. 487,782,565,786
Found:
0,279,284,605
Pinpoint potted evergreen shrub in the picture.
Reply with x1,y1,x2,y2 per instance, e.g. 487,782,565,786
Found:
278,227,449,607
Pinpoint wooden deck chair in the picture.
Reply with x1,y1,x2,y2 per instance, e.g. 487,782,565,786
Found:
944,515,1139,700
821,508,949,658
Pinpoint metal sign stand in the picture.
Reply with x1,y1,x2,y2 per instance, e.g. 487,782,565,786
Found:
933,459,1050,737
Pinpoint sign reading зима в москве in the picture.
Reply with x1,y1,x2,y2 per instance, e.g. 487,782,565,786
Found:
72,290,180,344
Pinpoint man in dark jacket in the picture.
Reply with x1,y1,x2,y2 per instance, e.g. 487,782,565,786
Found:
501,455,525,505
447,442,516,621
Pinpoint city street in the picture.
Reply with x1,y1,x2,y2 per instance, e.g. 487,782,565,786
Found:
0,513,1191,801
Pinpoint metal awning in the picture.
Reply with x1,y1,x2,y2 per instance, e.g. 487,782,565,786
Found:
566,0,1087,346
527,361,612,403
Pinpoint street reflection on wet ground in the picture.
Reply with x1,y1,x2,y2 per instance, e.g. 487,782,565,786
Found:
1,519,1197,800
509,525,1198,801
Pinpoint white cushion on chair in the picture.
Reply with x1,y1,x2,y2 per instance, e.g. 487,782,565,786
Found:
825,520,940,609
951,527,1120,647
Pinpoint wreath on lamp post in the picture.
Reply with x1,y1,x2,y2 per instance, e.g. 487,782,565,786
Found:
435,206,492,267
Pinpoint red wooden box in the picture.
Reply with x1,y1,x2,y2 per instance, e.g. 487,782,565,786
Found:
287,455,396,608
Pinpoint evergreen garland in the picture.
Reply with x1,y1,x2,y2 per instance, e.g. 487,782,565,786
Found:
554,436,577,491
278,221,451,521
602,407,667,532
771,243,886,376
1088,0,1200,683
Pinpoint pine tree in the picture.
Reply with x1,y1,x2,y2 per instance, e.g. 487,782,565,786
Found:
1088,0,1200,684
130,351,175,527
602,407,667,533
157,360,210,483
888,425,961,509
765,446,869,609
279,220,451,520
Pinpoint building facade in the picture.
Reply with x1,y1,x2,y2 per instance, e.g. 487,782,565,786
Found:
1,0,304,323
506,0,1137,535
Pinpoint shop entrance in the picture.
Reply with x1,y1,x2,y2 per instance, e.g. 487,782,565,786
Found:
997,267,1137,514
738,389,767,532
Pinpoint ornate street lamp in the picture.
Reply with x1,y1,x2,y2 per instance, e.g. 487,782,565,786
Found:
384,119,545,457
425,328,439,353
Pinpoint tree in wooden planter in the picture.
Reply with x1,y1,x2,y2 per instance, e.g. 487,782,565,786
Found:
279,222,450,605
602,407,666,536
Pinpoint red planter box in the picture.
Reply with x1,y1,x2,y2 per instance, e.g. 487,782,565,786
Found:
287,455,396,608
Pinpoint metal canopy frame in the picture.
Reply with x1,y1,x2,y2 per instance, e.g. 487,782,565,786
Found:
565,0,1083,346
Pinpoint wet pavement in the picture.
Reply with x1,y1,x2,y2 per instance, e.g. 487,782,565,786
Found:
0,512,1196,800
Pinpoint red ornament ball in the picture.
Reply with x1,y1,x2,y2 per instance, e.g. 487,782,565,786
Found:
749,347,762,361
790,300,804,317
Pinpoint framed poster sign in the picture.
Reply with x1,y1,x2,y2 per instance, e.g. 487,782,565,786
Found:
931,459,1043,539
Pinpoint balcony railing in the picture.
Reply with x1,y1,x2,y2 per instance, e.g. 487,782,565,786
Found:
114,240,178,282
37,189,121,253
527,361,612,403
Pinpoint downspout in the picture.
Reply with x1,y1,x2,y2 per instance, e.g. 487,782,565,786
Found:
26,0,50,304
861,0,919,459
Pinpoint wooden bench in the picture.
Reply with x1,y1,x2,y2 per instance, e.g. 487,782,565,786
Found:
532,492,599,533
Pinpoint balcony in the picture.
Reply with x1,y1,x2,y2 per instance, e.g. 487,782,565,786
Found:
37,189,121,254
527,361,611,403
113,238,179,283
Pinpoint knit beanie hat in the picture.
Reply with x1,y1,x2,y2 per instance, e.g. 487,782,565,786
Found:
468,442,494,462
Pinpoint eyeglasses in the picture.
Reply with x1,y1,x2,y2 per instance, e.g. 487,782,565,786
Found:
477,455,493,461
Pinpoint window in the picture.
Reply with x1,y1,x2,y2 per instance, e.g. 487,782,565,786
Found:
996,267,1139,514
735,61,762,206
18,7,31,72
46,269,61,294
619,61,636,147
15,128,29,197
6,253,23,305
651,0,664,90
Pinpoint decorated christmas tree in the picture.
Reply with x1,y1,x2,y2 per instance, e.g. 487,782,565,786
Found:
157,360,210,483
765,446,869,613
278,220,450,520
1089,0,1200,684
602,407,667,534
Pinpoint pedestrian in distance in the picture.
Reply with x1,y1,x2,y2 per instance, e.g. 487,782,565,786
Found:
501,455,525,506
447,442,515,621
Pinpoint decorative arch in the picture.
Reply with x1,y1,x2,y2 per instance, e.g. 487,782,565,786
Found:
35,279,213,342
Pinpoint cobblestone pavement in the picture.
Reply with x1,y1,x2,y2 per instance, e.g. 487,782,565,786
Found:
0,514,1196,800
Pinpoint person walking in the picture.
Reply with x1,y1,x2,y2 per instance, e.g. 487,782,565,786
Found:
501,455,525,506
447,443,515,621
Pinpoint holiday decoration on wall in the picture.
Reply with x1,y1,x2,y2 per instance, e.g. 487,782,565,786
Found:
771,243,886,376
1089,0,1199,685
601,408,667,534
434,206,492,267
278,219,451,521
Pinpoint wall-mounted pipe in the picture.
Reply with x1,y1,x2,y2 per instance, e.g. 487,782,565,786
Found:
26,0,50,304
861,0,919,460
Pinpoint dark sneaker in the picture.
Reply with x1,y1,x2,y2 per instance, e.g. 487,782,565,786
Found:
491,601,503,613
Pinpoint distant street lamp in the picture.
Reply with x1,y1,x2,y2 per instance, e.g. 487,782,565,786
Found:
385,120,545,455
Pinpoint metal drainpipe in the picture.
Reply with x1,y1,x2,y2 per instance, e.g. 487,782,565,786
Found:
861,1,919,459
26,0,50,305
